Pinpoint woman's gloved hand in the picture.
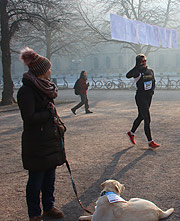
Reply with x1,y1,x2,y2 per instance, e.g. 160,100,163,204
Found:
47,102,56,117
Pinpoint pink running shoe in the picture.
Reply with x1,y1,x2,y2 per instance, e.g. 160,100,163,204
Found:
148,141,160,148
127,131,136,145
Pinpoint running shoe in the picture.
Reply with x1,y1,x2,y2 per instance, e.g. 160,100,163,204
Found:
127,131,136,145
148,141,160,148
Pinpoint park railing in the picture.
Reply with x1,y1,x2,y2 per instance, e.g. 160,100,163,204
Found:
3,75,180,90
90,76,180,90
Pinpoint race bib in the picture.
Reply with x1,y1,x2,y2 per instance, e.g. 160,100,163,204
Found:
105,192,126,203
144,80,152,90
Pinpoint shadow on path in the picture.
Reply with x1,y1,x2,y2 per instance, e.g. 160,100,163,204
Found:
59,147,156,220
0,127,22,136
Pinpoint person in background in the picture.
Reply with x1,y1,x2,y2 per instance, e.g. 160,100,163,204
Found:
126,54,159,148
71,70,93,115
17,47,66,221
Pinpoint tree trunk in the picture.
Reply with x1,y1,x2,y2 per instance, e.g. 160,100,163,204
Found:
0,0,14,105
45,26,52,60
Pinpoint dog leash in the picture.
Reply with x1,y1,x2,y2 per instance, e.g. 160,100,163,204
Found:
65,160,93,215
53,107,93,215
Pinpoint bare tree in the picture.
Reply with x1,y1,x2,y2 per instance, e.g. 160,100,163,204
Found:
74,1,111,45
13,0,94,61
0,0,41,105
0,0,20,105
75,0,180,55
0,0,78,105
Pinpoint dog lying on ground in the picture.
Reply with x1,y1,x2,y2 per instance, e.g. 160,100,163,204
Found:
79,179,174,221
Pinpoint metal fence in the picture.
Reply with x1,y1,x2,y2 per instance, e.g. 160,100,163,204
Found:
1,76,180,90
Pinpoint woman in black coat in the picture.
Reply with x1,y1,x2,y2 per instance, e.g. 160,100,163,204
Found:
17,47,66,221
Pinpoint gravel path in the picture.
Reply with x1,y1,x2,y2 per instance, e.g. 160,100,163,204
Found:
0,89,179,221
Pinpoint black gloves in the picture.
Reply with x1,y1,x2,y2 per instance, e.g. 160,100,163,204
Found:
132,66,141,78
47,102,56,117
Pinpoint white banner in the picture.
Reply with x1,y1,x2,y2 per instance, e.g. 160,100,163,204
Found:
159,27,167,48
125,18,138,44
172,29,178,48
166,29,172,48
136,21,148,45
110,14,126,42
110,13,178,48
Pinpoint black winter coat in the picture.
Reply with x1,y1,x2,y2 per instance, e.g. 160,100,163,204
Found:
126,66,155,94
17,78,66,171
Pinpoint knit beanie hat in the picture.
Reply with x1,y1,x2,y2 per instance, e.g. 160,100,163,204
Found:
136,54,146,67
20,47,51,76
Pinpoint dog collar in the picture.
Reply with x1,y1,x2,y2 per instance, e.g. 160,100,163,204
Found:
100,191,106,196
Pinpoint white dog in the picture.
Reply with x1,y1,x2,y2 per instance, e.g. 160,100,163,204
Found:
79,179,174,221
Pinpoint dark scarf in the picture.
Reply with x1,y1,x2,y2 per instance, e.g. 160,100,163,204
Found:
23,71,58,99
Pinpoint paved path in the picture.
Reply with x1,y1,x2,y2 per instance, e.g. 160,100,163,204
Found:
0,89,179,221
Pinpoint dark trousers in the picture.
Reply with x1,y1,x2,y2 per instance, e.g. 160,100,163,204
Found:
26,168,55,218
72,94,89,112
131,92,153,141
